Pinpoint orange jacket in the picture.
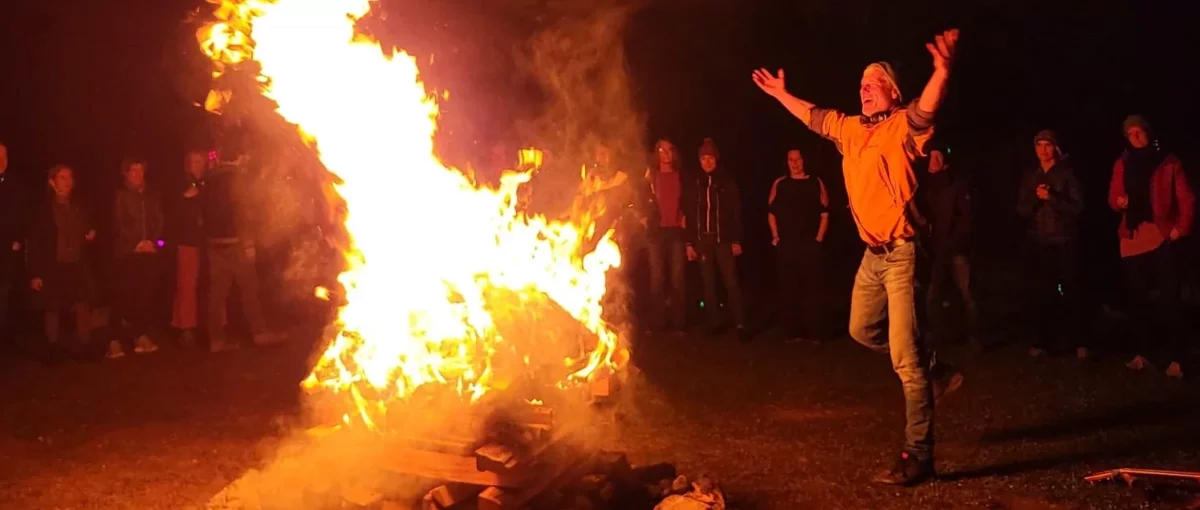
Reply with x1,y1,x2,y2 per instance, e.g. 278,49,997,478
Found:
808,104,934,246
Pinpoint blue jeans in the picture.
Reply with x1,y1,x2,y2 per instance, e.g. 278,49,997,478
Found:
848,241,934,459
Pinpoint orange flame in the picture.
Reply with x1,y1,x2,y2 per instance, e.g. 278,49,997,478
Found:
199,0,625,429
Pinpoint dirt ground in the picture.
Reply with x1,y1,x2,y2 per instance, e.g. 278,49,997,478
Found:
0,328,1197,509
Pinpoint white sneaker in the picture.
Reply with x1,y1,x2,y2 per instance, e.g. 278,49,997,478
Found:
106,340,126,360
1125,355,1149,371
1166,362,1183,379
133,335,159,354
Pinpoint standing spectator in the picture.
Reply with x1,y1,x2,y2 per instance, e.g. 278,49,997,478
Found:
685,138,747,341
752,28,962,485
768,148,829,342
1017,130,1088,359
172,150,210,346
1109,115,1194,378
918,148,979,351
0,142,24,345
203,139,285,352
27,165,97,358
643,139,687,334
111,159,164,358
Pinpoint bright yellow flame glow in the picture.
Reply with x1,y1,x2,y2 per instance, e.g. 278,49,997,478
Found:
200,0,625,428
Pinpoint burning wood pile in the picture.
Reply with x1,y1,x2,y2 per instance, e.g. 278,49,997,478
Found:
191,0,728,507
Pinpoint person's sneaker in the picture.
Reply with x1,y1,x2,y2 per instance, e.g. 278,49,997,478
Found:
133,335,159,354
1126,355,1150,371
931,362,964,404
252,331,288,347
1166,362,1184,379
872,452,935,486
106,340,126,360
1028,347,1046,358
1076,347,1090,359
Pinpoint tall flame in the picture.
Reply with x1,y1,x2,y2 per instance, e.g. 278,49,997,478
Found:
199,0,625,428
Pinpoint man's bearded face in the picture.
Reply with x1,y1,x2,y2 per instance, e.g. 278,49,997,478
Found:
860,70,899,116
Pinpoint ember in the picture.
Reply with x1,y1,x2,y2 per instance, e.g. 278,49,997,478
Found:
198,0,628,430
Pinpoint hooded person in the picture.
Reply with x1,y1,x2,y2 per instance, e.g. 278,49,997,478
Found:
684,138,747,341
1108,114,1194,378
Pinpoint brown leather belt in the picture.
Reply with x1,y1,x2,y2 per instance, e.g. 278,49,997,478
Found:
867,237,912,255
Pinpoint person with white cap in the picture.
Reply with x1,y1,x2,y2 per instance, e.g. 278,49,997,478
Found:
752,29,961,486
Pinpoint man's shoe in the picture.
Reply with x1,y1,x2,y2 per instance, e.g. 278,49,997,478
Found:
931,362,964,404
735,325,752,343
1076,347,1090,359
872,452,935,486
133,335,159,354
1028,347,1046,358
1126,355,1150,371
179,329,199,348
1166,362,1184,379
106,340,126,360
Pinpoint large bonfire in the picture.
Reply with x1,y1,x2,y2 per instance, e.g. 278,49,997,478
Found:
198,0,626,430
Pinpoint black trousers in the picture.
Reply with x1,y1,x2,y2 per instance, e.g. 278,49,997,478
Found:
776,239,823,338
925,250,979,348
696,234,744,327
1023,241,1084,352
1122,244,1186,365
115,254,160,340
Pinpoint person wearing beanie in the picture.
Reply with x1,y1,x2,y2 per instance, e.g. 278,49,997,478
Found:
753,28,962,486
1109,115,1194,379
1017,129,1087,360
684,138,747,342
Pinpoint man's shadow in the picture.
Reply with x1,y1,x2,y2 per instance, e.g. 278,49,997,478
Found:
942,397,1200,481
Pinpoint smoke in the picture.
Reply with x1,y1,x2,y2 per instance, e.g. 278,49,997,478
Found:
509,0,648,340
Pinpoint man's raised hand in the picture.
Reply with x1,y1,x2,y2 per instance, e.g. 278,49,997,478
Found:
927,29,960,72
752,68,787,98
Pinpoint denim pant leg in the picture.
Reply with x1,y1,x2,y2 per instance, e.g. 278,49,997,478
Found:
880,243,933,459
666,240,687,329
850,243,934,459
849,250,889,353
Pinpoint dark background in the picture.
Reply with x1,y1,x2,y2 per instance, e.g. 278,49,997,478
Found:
1,0,1197,323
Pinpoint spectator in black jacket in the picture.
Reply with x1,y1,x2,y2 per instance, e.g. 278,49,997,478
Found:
1016,130,1087,359
0,142,25,344
110,159,165,358
27,165,97,357
685,138,747,341
917,148,978,351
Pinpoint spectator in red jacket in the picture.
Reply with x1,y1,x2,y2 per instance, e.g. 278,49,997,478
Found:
1109,115,1194,379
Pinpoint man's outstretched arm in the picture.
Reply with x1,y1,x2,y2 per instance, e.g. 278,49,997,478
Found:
752,69,817,126
916,29,959,116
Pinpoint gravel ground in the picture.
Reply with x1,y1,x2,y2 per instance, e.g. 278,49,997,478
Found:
0,328,1196,509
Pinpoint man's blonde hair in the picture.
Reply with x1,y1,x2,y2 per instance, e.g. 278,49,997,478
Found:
863,62,902,102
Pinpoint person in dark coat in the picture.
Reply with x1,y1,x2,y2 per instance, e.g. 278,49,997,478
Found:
110,159,165,358
916,148,979,351
27,165,98,357
171,150,211,346
685,138,747,341
1016,130,1087,359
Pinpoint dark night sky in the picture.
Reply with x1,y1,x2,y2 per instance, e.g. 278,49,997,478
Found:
1,0,1197,297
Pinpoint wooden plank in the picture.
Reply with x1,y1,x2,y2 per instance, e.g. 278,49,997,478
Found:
476,442,519,472
427,483,483,508
476,486,517,510
376,446,530,488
